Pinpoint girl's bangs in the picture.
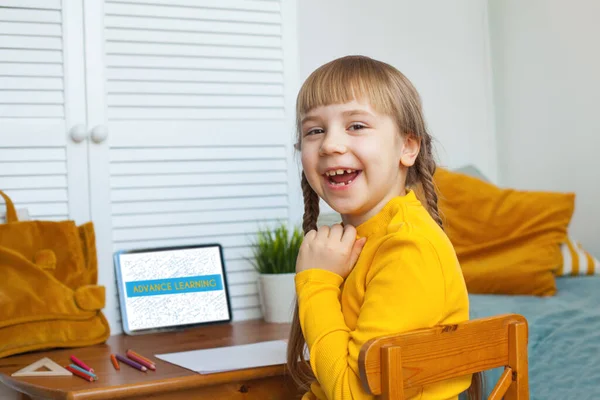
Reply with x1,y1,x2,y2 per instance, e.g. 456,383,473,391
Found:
296,58,396,119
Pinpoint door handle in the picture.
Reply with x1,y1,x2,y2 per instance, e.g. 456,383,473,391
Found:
90,125,108,143
69,124,88,143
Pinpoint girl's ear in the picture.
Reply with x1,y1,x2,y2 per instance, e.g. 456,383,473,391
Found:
400,134,421,167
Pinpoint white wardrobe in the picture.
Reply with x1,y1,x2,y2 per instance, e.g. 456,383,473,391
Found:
0,0,301,334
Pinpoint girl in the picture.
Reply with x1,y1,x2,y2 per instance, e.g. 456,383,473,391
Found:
286,55,482,400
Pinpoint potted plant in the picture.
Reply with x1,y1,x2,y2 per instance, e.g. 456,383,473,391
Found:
249,222,303,323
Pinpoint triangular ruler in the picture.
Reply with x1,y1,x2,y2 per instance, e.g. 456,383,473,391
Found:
11,357,72,377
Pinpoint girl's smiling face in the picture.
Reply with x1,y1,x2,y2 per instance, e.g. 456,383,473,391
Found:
300,99,420,227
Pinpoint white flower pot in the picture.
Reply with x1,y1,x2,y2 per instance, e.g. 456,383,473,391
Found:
256,273,295,323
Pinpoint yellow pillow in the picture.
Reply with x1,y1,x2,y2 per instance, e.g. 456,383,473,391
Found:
433,168,575,296
558,236,600,276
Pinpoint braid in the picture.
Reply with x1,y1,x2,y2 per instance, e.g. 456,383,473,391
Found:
415,135,443,229
287,172,320,389
301,172,320,234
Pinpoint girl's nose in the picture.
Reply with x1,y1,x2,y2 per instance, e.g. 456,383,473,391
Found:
319,129,348,156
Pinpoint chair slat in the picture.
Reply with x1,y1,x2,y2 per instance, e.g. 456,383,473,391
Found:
488,367,513,400
506,321,529,400
381,346,404,400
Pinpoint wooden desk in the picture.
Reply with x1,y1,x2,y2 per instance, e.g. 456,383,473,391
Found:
0,320,302,400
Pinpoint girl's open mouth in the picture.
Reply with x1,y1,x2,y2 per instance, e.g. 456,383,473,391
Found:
323,169,362,189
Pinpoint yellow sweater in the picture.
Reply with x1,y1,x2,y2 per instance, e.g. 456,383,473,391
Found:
295,190,472,400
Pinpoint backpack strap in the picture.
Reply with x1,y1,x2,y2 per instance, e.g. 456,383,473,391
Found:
0,190,18,223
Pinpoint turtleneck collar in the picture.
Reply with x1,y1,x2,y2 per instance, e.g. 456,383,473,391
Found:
355,190,420,238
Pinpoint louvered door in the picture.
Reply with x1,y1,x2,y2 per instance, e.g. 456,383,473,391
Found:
0,0,89,223
84,0,300,332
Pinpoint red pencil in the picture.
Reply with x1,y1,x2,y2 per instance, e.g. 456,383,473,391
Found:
65,365,94,382
126,351,155,371
70,355,94,373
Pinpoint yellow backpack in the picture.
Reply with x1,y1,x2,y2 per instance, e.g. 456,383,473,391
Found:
0,190,110,358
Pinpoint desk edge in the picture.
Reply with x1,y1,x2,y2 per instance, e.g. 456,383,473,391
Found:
1,364,289,400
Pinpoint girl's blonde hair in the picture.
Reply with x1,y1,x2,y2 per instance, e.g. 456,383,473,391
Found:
287,55,483,400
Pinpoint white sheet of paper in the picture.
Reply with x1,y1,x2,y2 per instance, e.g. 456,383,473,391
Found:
155,340,288,374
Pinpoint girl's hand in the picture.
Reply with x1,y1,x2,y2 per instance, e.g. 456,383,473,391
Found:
296,224,367,279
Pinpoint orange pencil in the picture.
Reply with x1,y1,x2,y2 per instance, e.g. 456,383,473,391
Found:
65,365,94,382
126,349,155,367
110,354,120,370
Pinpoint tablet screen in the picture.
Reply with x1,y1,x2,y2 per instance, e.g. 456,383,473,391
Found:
114,244,232,334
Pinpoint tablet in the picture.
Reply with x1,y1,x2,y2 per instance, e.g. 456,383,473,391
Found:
114,243,232,335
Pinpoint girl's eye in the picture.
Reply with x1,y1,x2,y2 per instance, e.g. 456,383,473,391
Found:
305,128,324,136
348,123,366,131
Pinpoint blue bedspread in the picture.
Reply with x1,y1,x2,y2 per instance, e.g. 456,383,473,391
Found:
468,276,600,400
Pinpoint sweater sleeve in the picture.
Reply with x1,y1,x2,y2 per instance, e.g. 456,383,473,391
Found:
295,235,446,400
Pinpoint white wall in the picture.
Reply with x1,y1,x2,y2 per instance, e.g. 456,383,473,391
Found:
297,0,498,184
488,0,600,256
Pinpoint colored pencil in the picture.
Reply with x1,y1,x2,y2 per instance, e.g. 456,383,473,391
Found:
70,355,94,373
126,351,155,371
115,353,147,372
126,349,155,367
110,354,120,370
69,364,98,380
65,365,94,382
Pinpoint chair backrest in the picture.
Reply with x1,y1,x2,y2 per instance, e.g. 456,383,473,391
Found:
358,314,529,400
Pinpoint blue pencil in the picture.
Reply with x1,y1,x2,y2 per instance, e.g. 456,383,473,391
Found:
69,364,98,380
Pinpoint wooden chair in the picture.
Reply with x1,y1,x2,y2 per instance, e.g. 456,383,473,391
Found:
358,313,529,400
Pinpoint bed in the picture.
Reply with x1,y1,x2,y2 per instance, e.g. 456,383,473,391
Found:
468,275,600,400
